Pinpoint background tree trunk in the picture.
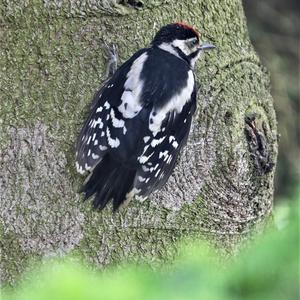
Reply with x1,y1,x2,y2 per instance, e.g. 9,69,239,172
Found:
0,0,277,284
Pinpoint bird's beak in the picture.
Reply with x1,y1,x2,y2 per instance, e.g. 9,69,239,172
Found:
198,42,216,51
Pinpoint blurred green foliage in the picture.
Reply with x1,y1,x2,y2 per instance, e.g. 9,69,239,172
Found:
2,189,299,300
243,0,300,199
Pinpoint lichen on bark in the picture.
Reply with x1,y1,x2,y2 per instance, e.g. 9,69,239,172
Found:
0,0,277,285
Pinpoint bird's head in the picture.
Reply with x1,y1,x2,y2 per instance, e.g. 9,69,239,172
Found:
152,23,215,67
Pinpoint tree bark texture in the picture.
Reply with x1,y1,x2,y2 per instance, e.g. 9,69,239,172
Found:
0,0,277,284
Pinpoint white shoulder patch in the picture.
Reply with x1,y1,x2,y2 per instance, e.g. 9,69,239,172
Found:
149,70,194,134
118,52,148,119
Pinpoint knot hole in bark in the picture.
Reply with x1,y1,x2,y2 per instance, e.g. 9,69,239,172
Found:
120,0,144,9
244,112,275,175
224,111,233,125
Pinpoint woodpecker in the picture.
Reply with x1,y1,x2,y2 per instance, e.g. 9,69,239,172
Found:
75,23,215,211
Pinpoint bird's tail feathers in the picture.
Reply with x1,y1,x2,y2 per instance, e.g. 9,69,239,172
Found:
80,155,136,211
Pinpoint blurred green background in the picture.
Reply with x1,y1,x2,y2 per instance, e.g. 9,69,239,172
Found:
243,0,300,200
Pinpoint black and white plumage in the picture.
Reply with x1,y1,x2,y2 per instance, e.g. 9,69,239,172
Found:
76,23,215,211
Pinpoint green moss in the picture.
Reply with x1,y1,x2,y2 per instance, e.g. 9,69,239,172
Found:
0,232,31,285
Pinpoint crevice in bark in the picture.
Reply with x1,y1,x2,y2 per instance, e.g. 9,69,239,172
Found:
244,113,275,175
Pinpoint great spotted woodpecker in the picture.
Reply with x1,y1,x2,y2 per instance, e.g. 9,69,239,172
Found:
75,23,215,211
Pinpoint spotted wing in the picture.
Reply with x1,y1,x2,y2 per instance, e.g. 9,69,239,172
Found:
133,90,197,196
75,49,147,174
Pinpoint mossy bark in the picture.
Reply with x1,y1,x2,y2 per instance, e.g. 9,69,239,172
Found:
0,0,277,284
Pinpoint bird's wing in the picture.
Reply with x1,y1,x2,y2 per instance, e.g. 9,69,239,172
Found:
75,49,148,174
133,88,197,196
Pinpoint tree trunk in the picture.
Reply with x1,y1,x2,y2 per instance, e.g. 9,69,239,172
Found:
0,0,277,284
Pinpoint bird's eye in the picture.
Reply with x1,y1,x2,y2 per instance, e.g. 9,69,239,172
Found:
188,39,198,47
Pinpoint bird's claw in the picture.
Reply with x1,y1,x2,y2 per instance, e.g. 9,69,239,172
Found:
101,40,118,78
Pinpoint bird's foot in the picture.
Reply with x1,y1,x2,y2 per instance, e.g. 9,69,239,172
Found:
101,41,118,79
